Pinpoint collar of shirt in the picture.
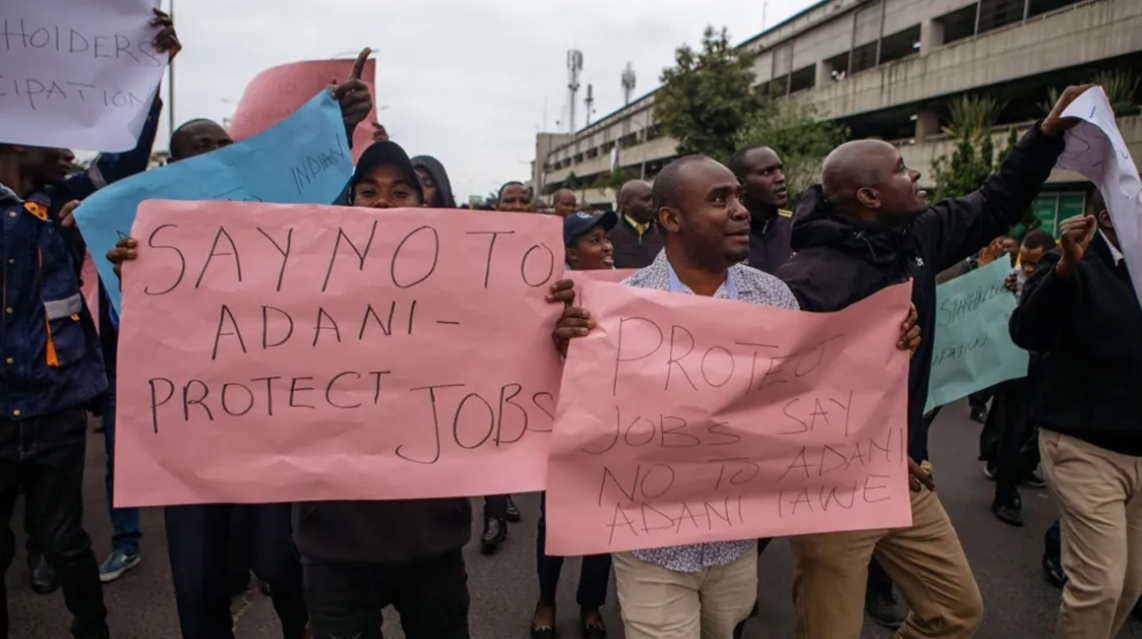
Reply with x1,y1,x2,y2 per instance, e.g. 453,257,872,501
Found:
624,215,650,237
666,260,738,300
1101,230,1125,266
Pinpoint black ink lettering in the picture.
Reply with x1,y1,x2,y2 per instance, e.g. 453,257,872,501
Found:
182,380,213,421
818,445,848,476
818,483,857,511
613,317,664,396
221,383,255,416
638,464,675,499
148,378,174,434
211,305,246,360
779,447,812,482
623,414,655,447
847,440,869,469
326,372,362,409
313,308,342,346
639,503,677,534
495,383,528,445
660,415,701,448
703,498,732,528
391,226,439,288
809,398,830,430
736,341,779,391
114,34,140,63
144,224,185,295
598,465,638,506
69,29,89,54
707,422,741,446
289,377,316,409
830,392,853,438
453,393,494,449
359,302,396,339
251,376,281,417
869,429,894,464
712,458,760,490
674,502,706,533
863,474,891,503
322,222,378,292
780,398,809,434
700,345,734,387
520,244,556,287
262,306,294,349
466,230,515,288
256,227,293,292
758,356,790,391
530,392,556,429
369,371,390,405
794,335,845,378
665,326,698,391
195,226,243,288
94,35,111,58
407,299,417,335
607,503,639,545
582,405,621,454
791,488,813,515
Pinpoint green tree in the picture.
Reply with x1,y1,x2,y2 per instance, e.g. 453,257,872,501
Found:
735,96,849,201
1039,68,1140,116
654,26,761,163
931,95,1006,201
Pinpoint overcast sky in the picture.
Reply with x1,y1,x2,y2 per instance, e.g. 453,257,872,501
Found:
162,0,816,201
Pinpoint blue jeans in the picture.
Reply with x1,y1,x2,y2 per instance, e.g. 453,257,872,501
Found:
102,375,141,556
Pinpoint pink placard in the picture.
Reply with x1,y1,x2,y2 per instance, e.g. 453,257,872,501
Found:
80,252,99,334
115,200,564,507
545,280,914,556
228,59,378,161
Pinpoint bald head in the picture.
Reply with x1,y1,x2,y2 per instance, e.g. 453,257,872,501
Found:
170,119,232,161
821,139,928,226
553,189,577,217
618,180,654,224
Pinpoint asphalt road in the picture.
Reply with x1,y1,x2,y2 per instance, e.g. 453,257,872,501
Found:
7,400,1142,639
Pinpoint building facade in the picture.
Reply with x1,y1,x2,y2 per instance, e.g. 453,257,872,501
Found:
533,0,1142,232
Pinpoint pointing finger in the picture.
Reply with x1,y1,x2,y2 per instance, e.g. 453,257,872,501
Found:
349,48,371,81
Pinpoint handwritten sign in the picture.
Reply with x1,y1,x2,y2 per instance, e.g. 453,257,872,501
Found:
114,201,564,508
565,269,637,307
1,0,166,151
924,259,1028,412
544,280,913,556
1057,86,1142,303
75,91,352,312
228,59,377,162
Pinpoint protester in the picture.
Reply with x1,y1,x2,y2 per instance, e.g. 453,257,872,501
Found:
497,181,534,213
727,144,793,272
526,211,620,639
774,84,1088,639
1010,188,1142,639
103,51,373,639
1002,235,1020,264
552,188,578,217
729,143,908,629
984,228,1057,527
564,211,616,271
607,180,661,269
411,155,457,208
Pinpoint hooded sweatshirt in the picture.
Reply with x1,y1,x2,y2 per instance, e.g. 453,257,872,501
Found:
778,125,1064,462
293,141,472,565
411,155,457,209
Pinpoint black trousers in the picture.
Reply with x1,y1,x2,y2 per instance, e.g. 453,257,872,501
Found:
165,503,307,639
305,548,470,639
536,494,610,608
0,408,106,639
484,495,507,520
985,378,1038,491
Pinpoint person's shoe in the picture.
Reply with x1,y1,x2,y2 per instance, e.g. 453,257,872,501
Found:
1042,553,1067,589
579,607,607,639
992,488,1023,527
530,601,556,639
970,408,987,424
99,550,141,583
865,587,907,629
29,554,59,594
982,462,996,480
1022,468,1047,488
481,517,507,554
505,495,522,523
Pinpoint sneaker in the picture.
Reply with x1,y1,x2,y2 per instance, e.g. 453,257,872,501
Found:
99,550,141,583
865,587,908,630
982,462,996,480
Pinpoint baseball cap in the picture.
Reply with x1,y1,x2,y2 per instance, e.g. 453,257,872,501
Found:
348,141,425,203
563,210,617,247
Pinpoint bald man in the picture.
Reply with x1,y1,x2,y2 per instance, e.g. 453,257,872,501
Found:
552,188,578,217
608,180,663,268
775,85,1091,639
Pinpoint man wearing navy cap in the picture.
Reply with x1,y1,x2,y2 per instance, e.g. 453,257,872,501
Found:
565,211,617,271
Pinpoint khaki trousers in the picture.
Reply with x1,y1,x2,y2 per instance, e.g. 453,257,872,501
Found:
612,542,758,639
1040,429,1142,639
789,483,983,639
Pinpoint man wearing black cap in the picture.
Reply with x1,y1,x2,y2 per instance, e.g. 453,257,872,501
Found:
293,141,474,639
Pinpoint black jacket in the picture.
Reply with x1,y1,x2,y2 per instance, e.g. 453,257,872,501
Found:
608,215,664,269
1009,236,1142,456
294,497,472,564
410,155,457,209
747,208,794,274
778,126,1064,462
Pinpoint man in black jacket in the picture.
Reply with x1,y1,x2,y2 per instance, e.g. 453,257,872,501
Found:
608,180,663,268
1011,189,1142,639
777,85,1088,639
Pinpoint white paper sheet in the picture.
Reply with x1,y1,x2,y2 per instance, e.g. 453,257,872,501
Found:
0,0,166,152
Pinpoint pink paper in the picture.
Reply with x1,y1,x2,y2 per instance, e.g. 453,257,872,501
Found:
566,269,637,309
545,280,914,556
80,252,99,334
228,59,378,161
115,200,564,507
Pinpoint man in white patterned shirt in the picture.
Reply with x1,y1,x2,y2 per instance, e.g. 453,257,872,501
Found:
551,155,919,639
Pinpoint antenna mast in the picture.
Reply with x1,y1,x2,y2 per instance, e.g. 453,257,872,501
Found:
621,62,636,106
584,84,594,126
566,49,583,133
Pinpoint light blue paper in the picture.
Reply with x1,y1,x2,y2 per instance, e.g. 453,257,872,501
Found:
925,258,1029,412
75,90,353,310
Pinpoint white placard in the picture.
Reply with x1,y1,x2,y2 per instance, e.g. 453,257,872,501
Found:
1057,87,1142,302
0,0,166,152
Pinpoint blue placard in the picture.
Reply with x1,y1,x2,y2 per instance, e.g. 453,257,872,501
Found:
925,258,1030,412
75,90,353,311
